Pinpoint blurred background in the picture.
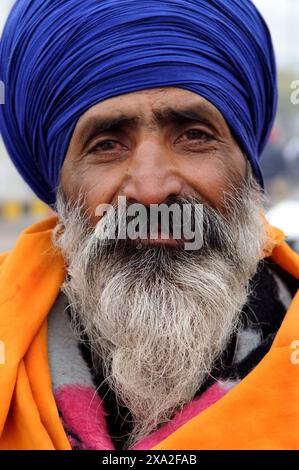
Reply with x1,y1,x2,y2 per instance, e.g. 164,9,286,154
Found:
0,0,299,252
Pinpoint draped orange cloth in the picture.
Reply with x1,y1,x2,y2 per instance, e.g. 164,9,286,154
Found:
0,216,299,450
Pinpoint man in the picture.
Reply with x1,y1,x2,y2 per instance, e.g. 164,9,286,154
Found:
0,0,299,451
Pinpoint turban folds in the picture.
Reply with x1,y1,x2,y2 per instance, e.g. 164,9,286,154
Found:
0,0,277,205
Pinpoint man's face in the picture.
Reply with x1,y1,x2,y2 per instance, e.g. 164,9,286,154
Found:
56,87,264,449
61,87,247,225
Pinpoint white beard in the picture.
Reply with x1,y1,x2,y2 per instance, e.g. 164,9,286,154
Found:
53,170,266,448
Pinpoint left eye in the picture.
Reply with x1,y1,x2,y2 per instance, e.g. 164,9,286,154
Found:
184,129,212,141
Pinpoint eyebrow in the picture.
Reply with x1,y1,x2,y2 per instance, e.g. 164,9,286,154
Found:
79,115,139,147
154,106,220,132
78,104,222,148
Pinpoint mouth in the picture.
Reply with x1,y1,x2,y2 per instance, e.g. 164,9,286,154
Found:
136,224,183,248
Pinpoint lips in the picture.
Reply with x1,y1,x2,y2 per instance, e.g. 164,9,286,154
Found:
137,224,183,247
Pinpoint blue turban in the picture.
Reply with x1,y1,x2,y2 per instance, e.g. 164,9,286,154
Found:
0,0,277,205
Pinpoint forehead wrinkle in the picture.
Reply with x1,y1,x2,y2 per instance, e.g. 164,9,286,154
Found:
76,96,227,144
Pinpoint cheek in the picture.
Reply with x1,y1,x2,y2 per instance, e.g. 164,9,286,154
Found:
178,157,237,208
63,164,125,225
86,172,124,222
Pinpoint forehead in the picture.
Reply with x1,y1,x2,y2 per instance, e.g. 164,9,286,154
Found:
75,87,228,131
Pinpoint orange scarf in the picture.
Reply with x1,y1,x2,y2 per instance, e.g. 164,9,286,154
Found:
0,216,299,450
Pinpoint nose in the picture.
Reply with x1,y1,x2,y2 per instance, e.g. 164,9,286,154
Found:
122,139,183,205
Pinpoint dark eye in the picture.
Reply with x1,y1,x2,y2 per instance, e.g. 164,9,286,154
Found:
184,129,214,141
90,140,121,153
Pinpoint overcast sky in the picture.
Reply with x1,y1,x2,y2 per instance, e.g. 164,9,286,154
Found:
254,0,299,70
0,0,299,70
